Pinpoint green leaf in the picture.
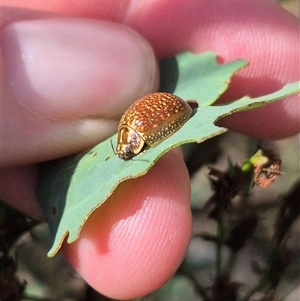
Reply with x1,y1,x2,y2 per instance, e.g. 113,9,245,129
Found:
160,52,248,105
36,52,300,256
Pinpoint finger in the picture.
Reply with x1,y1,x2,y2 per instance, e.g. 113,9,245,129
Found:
128,0,300,139
5,0,298,139
0,165,44,220
62,149,192,300
1,19,158,167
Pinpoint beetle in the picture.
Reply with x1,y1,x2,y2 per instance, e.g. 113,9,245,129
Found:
116,92,192,160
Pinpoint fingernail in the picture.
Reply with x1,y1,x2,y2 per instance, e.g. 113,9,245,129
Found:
2,19,157,119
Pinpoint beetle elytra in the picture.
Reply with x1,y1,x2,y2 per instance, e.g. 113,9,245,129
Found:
116,92,192,160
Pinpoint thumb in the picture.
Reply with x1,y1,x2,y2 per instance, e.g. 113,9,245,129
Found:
1,18,158,167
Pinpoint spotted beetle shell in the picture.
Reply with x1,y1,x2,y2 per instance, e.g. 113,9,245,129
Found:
116,92,192,160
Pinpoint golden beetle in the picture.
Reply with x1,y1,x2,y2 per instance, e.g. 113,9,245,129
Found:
116,92,192,160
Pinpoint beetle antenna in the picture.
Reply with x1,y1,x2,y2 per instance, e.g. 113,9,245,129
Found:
110,139,117,155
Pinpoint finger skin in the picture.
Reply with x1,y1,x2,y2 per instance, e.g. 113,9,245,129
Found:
62,149,192,300
4,0,299,138
0,165,44,220
1,19,158,167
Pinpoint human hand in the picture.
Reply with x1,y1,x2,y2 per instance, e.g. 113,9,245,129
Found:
1,0,299,299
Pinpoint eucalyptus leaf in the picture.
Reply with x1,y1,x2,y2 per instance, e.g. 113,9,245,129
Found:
36,52,300,256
